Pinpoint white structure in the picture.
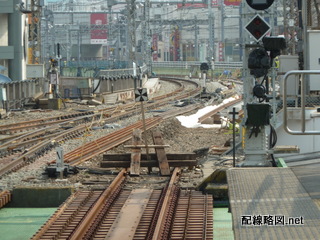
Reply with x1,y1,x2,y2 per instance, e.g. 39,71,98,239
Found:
0,0,27,81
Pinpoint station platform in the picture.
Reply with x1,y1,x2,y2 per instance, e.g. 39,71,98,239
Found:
289,162,320,204
227,168,320,240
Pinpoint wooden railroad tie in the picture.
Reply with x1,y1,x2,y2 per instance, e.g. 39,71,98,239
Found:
152,131,170,175
129,129,142,176
128,130,170,176
102,130,198,176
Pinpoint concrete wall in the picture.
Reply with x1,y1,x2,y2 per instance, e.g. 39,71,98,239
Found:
99,77,160,103
98,77,135,94
59,77,92,98
276,109,320,155
71,44,103,59
7,187,73,207
0,79,43,110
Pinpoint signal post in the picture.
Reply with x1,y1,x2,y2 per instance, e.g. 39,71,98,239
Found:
241,0,286,166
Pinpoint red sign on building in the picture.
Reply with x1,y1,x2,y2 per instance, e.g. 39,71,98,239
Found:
212,0,219,6
177,1,239,8
90,13,107,44
177,0,220,8
218,42,224,62
170,27,180,61
152,34,158,61
224,0,241,6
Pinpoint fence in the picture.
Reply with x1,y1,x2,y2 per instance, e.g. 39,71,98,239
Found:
151,61,242,70
0,79,43,110
99,65,148,78
151,61,242,78
59,61,243,78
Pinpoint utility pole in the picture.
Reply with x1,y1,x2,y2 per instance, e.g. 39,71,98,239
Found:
127,0,137,64
208,0,215,76
70,0,74,24
145,0,152,75
30,0,43,64
116,13,121,61
77,31,81,77
194,16,198,61
69,0,74,63
43,8,49,63
283,0,299,55
108,1,113,61
220,2,225,61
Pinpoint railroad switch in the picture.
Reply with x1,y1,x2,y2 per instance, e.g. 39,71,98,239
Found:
45,146,78,178
45,164,78,178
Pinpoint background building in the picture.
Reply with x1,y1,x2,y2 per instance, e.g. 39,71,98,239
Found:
0,0,27,81
44,0,244,67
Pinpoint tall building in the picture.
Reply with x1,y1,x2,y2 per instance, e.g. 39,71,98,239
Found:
0,0,27,80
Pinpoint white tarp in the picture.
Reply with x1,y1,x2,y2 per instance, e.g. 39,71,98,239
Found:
176,97,239,128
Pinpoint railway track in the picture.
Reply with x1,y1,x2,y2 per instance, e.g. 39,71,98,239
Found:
0,76,243,178
0,78,195,136
0,78,201,178
1,77,240,239
31,168,213,240
65,117,161,166
0,78,198,140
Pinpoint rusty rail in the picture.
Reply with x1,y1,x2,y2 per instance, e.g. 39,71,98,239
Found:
0,78,199,136
0,123,88,177
0,111,96,135
0,190,11,208
70,168,127,240
198,96,242,123
66,117,161,166
31,167,213,239
171,190,213,239
152,167,181,240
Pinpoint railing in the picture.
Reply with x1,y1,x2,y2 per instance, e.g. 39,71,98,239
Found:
283,70,320,135
99,64,148,78
152,61,242,70
64,60,128,69
60,61,243,78
60,61,129,78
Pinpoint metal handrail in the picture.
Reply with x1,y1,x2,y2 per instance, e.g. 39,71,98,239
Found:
283,70,320,135
152,61,242,69
99,64,148,77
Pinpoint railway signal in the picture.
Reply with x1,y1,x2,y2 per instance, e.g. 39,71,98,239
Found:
242,0,276,166
135,88,148,102
248,47,270,78
245,14,270,42
135,87,149,159
246,0,275,11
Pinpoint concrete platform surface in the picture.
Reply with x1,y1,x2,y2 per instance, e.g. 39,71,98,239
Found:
213,208,234,240
0,208,56,240
291,163,320,200
227,168,320,240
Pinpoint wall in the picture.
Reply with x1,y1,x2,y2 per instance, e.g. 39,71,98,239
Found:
0,79,43,110
276,109,320,154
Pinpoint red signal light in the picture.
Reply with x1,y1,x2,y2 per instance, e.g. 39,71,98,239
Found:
254,30,262,39
245,14,271,42
254,18,262,25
